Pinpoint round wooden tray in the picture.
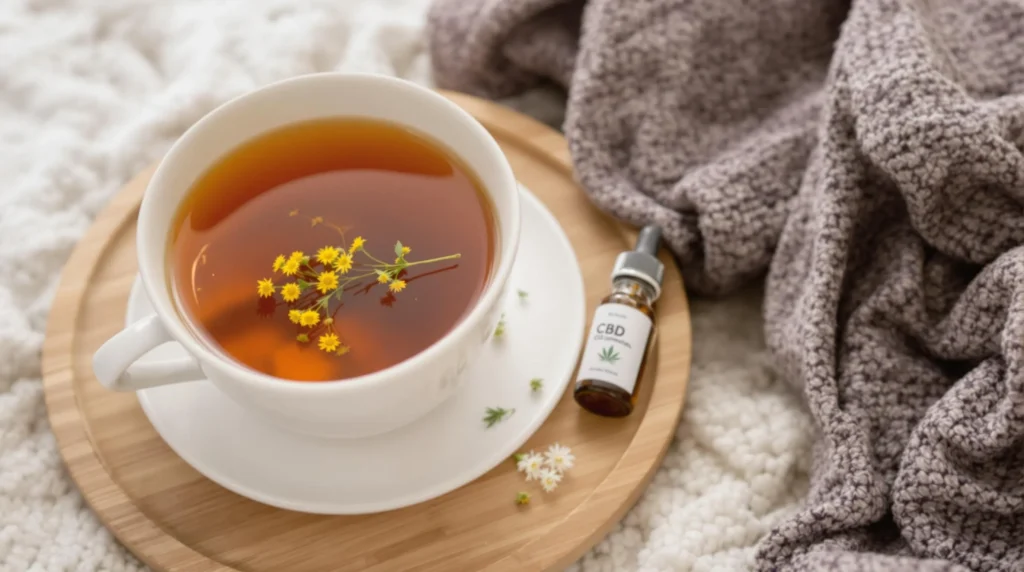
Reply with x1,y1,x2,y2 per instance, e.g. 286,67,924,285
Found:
42,91,691,572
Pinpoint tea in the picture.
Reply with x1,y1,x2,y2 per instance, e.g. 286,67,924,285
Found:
168,118,496,382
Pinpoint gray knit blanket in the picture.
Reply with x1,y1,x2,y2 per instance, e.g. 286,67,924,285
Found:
426,1,1024,570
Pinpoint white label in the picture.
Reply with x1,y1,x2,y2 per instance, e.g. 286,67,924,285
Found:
574,303,652,394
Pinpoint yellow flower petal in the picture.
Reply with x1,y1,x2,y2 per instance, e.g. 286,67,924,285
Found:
349,236,365,253
256,278,275,298
288,251,305,262
318,333,340,353
299,310,320,327
376,272,390,284
389,279,406,293
281,283,301,303
272,255,286,272
282,259,300,276
336,344,351,356
334,253,353,274
401,246,411,255
317,271,339,294
288,309,302,324
316,246,340,265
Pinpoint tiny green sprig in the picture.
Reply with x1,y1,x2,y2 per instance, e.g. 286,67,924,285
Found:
517,289,528,300
493,313,507,338
515,491,531,506
483,406,515,428
530,378,543,392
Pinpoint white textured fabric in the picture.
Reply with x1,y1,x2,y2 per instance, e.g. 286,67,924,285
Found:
0,1,812,570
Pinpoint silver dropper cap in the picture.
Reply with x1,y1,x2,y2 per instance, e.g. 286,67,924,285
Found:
611,225,665,300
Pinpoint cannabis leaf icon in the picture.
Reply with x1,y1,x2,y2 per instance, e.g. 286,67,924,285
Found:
598,346,621,364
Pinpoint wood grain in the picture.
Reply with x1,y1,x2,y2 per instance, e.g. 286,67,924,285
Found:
42,91,692,572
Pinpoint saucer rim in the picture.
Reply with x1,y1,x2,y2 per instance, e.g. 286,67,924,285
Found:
134,185,587,514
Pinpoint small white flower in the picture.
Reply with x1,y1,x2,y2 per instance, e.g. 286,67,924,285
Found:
517,452,545,481
539,468,562,492
544,443,575,473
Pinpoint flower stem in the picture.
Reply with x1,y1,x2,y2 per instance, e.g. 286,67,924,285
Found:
338,272,376,287
405,253,461,267
361,251,389,265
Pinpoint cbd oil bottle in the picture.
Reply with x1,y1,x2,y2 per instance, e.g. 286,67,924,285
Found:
573,225,664,417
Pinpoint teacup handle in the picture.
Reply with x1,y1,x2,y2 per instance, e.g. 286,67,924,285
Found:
92,314,204,391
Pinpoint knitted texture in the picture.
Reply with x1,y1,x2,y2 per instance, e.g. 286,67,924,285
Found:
2,1,813,570
427,0,1024,570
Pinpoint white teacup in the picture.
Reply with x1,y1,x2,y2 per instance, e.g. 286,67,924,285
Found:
93,73,521,439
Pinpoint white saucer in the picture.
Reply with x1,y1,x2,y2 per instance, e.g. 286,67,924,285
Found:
129,185,586,515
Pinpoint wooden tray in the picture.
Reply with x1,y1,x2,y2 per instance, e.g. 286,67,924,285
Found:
42,91,692,572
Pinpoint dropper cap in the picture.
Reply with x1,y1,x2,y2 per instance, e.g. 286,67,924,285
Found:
611,225,665,300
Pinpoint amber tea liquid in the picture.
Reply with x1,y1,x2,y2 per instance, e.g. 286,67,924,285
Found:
168,118,496,382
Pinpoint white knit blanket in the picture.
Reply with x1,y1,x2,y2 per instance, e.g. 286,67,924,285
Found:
0,1,812,570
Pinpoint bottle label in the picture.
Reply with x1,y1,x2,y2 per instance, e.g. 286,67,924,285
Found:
575,303,652,394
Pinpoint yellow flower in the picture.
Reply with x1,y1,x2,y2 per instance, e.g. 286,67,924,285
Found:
281,283,301,303
376,272,390,284
401,246,411,255
299,310,320,327
316,246,340,265
282,258,300,276
334,253,353,274
288,309,302,324
318,333,340,353
317,271,339,294
389,279,407,293
336,344,351,356
272,255,286,272
289,250,305,262
349,236,365,253
256,278,275,298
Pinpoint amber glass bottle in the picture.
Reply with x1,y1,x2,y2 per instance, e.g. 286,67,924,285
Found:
573,226,664,417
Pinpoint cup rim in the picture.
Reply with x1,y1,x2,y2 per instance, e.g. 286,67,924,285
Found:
136,72,521,393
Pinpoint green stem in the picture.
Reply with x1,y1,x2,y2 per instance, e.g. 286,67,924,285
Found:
314,295,331,313
361,250,388,265
405,253,461,267
287,254,460,319
339,271,375,284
